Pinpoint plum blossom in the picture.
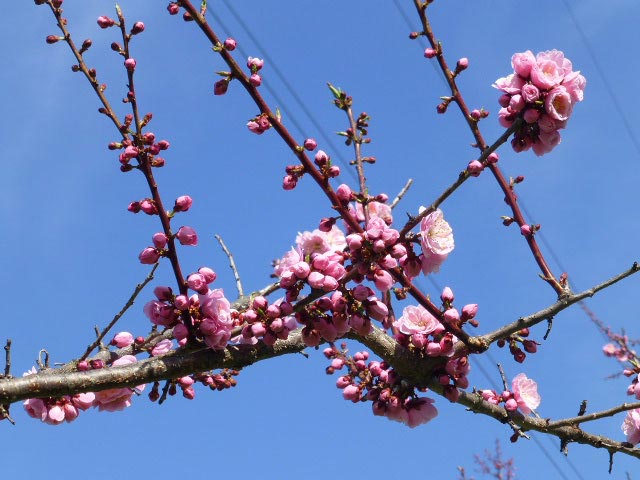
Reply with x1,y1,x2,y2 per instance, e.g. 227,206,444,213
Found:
622,409,640,445
393,305,440,336
494,49,585,156
419,208,454,274
93,356,145,412
511,373,541,414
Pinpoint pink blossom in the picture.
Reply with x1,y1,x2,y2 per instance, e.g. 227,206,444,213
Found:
176,226,198,246
511,50,536,78
622,409,640,445
350,201,393,225
420,208,454,274
492,73,525,95
403,397,438,428
511,373,541,414
174,195,193,212
521,83,540,103
112,331,134,348
151,339,173,356
138,247,160,264
530,50,566,89
273,247,302,277
562,70,586,102
199,289,232,327
247,56,264,71
93,356,144,412
545,86,573,121
144,299,177,326
393,304,440,336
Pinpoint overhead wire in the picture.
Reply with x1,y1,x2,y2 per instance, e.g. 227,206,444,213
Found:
204,1,622,478
392,1,585,477
207,2,359,183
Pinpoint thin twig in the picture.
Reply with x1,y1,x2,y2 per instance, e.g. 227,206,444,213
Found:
547,401,640,429
79,263,159,361
390,179,413,209
215,234,244,297
3,340,11,378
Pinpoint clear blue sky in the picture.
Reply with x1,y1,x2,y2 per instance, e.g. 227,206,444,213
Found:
2,1,639,478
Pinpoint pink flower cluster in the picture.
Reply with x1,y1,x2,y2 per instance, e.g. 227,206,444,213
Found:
326,347,438,428
494,50,586,156
238,296,297,346
109,130,170,173
24,393,95,425
23,355,148,423
144,267,234,350
480,373,541,415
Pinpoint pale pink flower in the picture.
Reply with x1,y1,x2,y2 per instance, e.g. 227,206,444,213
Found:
530,50,566,89
273,247,302,277
545,86,573,121
393,304,440,336
511,50,536,78
296,229,330,256
512,373,541,414
112,331,134,348
151,339,173,356
93,356,144,412
420,208,454,274
349,201,393,225
403,397,438,428
199,289,232,327
622,409,640,445
562,70,586,102
492,73,525,95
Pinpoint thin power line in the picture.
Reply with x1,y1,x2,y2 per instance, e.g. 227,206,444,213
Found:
208,2,359,183
561,0,640,158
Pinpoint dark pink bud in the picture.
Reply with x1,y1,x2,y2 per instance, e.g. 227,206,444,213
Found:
523,340,538,353
336,184,352,203
487,152,499,164
303,138,317,151
174,295,189,311
187,273,208,293
90,359,104,369
167,3,180,15
198,267,217,284
249,73,262,87
467,160,484,176
77,361,89,371
440,286,454,304
97,16,115,29
520,224,532,237
424,48,437,58
139,247,160,264
283,175,297,190
154,286,173,300
456,57,469,72
131,21,145,35
152,232,168,249
224,38,237,51
124,58,137,71
461,303,478,320
157,140,170,150
327,165,340,177
214,79,229,96
314,150,329,166
176,226,198,246
46,35,62,44
252,296,268,310
444,385,460,403
174,195,193,212
318,217,336,232
470,109,481,120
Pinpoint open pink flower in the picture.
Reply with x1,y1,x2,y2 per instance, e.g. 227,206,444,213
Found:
622,409,640,445
393,304,440,336
512,373,541,414
420,208,454,274
404,397,438,428
93,356,145,412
